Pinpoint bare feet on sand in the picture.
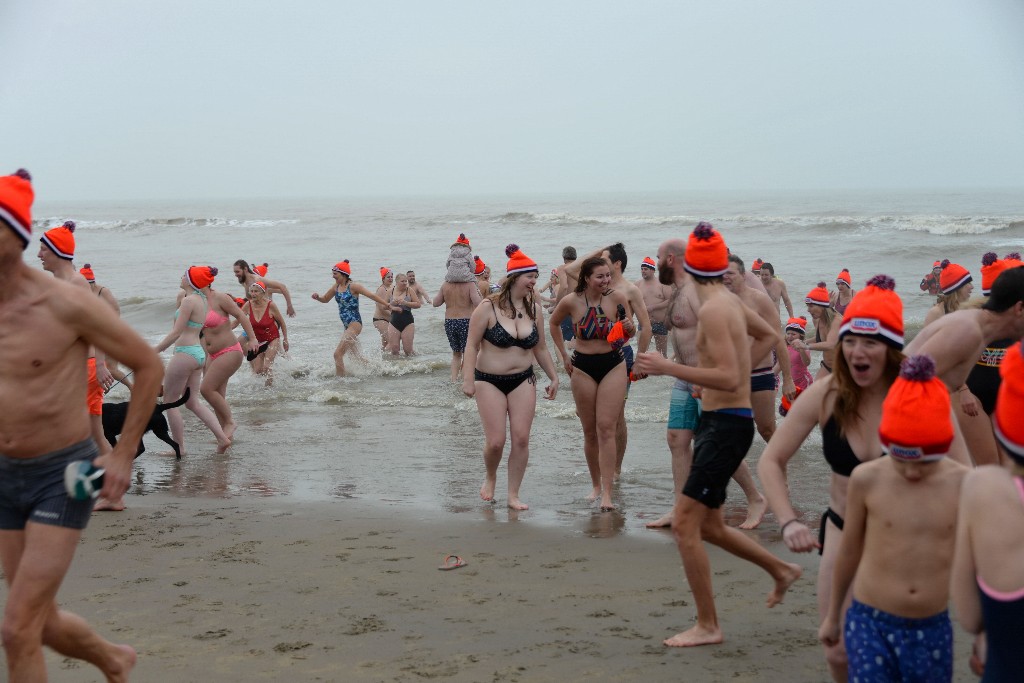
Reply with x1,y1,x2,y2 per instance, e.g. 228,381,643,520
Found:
224,421,237,440
93,496,126,512
587,487,600,502
645,511,674,528
738,496,767,530
507,497,529,511
664,624,723,647
216,437,232,454
106,643,137,683
767,562,803,607
480,478,496,503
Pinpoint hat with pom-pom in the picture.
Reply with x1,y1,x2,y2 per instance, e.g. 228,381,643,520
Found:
778,385,804,417
0,169,33,248
1003,252,1024,268
838,275,904,349
474,255,487,276
452,233,471,248
186,265,217,290
505,244,538,275
980,253,1011,296
785,316,808,335
805,282,831,307
79,263,96,283
252,262,268,277
939,259,972,295
751,258,763,274
332,260,351,276
380,266,392,280
41,220,76,259
995,342,1024,464
879,355,953,461
684,222,728,277
233,296,247,308
835,268,852,287
641,256,656,270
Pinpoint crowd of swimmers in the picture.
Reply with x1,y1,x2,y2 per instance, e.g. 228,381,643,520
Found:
3,166,1024,681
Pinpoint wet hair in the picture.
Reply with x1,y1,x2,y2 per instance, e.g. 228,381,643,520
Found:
605,243,627,272
761,262,775,276
575,256,611,293
983,266,1024,313
829,341,905,436
562,246,577,261
727,253,745,273
490,272,537,321
234,259,255,274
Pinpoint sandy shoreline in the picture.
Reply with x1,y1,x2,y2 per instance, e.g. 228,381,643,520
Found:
30,494,973,682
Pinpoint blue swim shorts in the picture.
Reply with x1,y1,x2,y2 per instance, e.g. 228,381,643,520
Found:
668,379,702,431
844,598,953,683
0,439,98,530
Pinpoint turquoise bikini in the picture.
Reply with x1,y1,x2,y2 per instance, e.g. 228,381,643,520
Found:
173,291,208,365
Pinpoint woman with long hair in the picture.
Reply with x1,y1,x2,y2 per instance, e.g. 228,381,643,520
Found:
549,255,634,511
154,266,234,455
372,267,394,350
312,259,391,375
759,275,906,682
923,259,974,327
200,281,258,441
805,282,839,380
241,280,288,385
462,244,559,510
386,272,421,356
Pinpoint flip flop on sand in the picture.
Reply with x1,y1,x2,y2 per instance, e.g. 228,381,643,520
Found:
438,555,467,571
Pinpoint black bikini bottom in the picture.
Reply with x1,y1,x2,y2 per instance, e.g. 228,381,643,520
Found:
474,368,535,396
571,350,624,384
390,310,414,332
819,507,844,556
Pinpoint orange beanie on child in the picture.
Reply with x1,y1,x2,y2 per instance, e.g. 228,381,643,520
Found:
879,355,953,461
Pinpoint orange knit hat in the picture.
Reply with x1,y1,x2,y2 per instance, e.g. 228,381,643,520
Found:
838,275,904,349
79,263,96,283
0,169,33,248
938,259,972,295
641,256,656,270
380,266,392,280
835,268,851,287
785,316,808,335
186,265,217,290
253,262,268,277
751,258,763,274
805,281,831,307
250,280,267,293
453,233,471,247
879,355,953,461
332,260,351,276
505,244,538,275
1003,252,1024,269
474,255,486,276
980,253,1011,296
995,342,1024,464
684,222,728,277
41,220,76,260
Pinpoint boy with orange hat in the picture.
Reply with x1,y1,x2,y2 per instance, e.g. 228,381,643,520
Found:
636,222,801,648
819,354,967,683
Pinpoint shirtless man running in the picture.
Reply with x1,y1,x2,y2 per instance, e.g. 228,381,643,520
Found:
636,223,801,648
644,241,773,531
433,276,482,382
0,168,164,681
635,256,672,356
905,265,1024,466
758,263,795,318
233,260,295,317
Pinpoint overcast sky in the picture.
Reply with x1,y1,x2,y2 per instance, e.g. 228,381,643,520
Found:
2,1,1022,200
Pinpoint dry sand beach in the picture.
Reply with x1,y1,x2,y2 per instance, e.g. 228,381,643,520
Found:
38,495,976,682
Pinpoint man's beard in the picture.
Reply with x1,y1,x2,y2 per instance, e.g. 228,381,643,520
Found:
658,262,674,286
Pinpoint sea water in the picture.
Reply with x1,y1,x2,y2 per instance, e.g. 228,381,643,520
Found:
34,189,1023,539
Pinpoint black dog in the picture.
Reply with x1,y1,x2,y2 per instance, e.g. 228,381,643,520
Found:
102,388,190,459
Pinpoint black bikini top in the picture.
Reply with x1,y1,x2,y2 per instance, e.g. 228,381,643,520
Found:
822,416,866,478
482,302,539,350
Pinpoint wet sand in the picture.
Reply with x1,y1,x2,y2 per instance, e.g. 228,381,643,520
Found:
35,494,968,682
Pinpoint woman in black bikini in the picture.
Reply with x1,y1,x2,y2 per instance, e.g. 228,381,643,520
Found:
462,245,559,511
549,256,634,511
386,272,420,356
760,275,905,682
